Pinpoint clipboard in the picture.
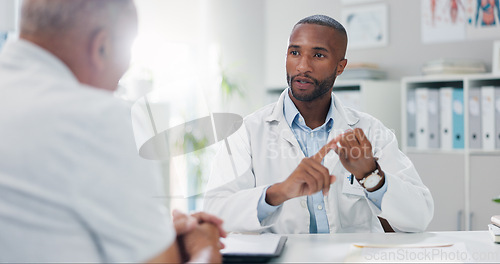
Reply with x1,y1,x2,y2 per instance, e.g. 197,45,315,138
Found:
221,234,287,263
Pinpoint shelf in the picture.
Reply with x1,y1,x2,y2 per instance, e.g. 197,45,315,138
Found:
402,73,500,232
405,148,500,155
403,73,500,83
468,150,500,156
405,148,465,155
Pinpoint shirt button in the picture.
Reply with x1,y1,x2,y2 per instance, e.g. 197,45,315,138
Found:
317,205,323,210
310,133,314,138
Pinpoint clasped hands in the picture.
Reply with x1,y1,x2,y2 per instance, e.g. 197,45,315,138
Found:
266,128,377,206
172,209,227,263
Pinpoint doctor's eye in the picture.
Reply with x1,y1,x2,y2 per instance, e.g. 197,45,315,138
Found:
289,50,299,56
314,53,325,58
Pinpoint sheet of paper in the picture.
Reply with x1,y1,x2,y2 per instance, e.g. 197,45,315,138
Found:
220,233,282,255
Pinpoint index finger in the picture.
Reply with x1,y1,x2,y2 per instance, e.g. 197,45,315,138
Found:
311,139,336,162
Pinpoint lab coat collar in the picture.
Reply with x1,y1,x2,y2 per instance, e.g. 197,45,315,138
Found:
265,88,360,128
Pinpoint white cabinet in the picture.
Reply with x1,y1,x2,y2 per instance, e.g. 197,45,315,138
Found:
267,80,402,143
401,74,500,231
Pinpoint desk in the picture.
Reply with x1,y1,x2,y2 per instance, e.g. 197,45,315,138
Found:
272,231,500,263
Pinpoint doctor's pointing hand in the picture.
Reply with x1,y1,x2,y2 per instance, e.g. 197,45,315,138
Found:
265,139,337,207
265,127,386,207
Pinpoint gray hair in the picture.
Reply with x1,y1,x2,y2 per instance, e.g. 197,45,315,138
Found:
20,0,133,36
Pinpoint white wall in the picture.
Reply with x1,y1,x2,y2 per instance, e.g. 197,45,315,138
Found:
207,0,266,115
265,0,498,88
265,0,342,88
134,0,265,116
0,0,17,31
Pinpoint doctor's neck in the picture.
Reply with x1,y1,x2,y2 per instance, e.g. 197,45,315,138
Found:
288,89,332,130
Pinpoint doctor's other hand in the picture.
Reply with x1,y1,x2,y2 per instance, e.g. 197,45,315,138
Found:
265,140,337,206
332,128,377,180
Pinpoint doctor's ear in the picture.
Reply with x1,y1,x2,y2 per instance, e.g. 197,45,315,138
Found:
90,29,109,71
336,59,348,77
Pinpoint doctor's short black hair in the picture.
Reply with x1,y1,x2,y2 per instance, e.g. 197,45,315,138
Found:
295,14,347,36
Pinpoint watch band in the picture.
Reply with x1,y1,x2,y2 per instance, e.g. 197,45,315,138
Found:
359,159,385,191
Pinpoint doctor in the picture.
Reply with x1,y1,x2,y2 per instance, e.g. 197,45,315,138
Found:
204,15,434,234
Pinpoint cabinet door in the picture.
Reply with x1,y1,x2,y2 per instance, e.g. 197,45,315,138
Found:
470,155,500,231
408,153,465,231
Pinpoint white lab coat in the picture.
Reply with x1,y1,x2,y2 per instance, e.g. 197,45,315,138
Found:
204,89,434,234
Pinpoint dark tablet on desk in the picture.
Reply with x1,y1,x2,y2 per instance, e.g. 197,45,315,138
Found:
221,234,287,263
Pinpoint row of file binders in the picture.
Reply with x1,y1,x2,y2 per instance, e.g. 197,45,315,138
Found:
407,86,500,150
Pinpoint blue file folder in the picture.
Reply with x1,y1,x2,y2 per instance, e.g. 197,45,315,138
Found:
407,89,417,148
452,89,464,149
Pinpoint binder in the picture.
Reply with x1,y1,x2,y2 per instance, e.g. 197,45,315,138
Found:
495,87,500,149
406,89,417,148
468,87,482,149
452,88,464,149
415,88,429,149
481,86,495,150
440,87,453,150
427,89,440,148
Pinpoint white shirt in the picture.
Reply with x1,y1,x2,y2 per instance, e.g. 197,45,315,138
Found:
204,89,434,234
0,40,174,262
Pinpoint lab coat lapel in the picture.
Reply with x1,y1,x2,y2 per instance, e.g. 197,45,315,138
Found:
265,89,303,153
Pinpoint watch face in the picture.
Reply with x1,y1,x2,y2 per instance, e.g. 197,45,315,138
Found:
364,174,381,189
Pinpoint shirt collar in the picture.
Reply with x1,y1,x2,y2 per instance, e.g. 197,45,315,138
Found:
283,88,334,131
1,39,80,87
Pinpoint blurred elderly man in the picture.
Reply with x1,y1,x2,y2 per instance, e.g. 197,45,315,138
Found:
0,0,223,262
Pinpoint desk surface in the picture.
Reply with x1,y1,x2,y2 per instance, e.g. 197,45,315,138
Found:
272,231,500,263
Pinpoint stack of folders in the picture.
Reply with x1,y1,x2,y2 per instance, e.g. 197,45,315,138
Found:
407,86,500,150
407,87,464,149
469,86,500,150
489,215,500,243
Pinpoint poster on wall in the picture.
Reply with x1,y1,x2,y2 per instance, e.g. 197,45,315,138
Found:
341,4,388,49
421,0,466,43
464,0,500,39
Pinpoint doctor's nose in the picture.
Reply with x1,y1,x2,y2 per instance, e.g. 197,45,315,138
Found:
296,57,312,73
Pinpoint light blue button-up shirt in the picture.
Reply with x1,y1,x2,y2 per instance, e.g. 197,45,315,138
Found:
257,90,387,233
